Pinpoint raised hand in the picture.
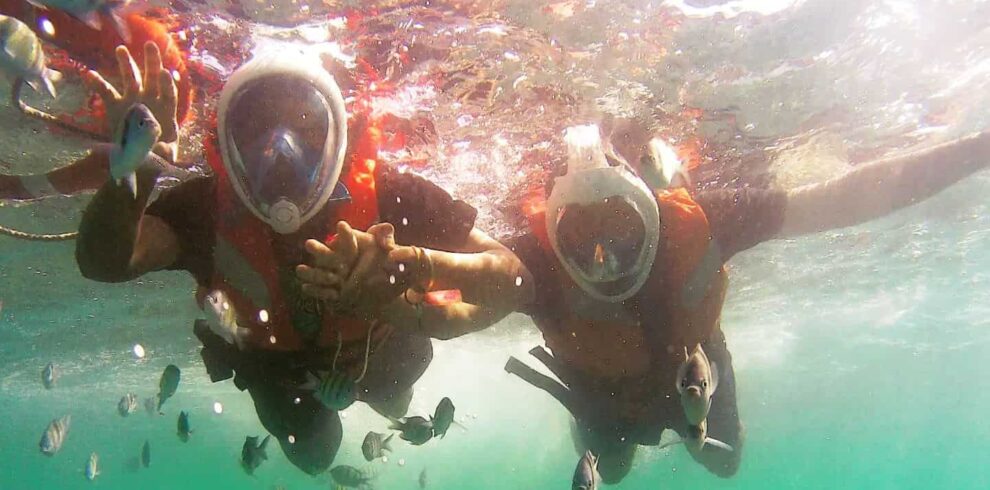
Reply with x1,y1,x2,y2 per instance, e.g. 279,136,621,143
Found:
83,42,179,162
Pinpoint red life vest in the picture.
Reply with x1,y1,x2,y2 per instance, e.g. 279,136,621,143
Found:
196,120,385,352
525,188,728,380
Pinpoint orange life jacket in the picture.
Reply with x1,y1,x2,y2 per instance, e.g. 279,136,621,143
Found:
525,188,728,380
195,120,384,352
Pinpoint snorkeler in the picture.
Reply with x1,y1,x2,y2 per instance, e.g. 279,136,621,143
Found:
497,122,990,483
74,42,530,475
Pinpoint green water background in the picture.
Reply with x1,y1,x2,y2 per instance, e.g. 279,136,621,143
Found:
2,172,988,489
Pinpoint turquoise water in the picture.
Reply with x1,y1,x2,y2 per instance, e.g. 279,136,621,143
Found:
3,0,990,489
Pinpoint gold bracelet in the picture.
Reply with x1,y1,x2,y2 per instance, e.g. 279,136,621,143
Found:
421,247,436,292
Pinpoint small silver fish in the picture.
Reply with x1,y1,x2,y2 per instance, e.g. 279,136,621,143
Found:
300,370,356,410
110,103,162,198
204,290,250,349
156,364,180,413
117,393,138,416
177,411,192,442
84,452,100,481
675,344,719,426
0,14,60,97
141,440,151,468
25,0,132,42
658,419,734,454
41,362,56,389
241,435,271,475
361,431,393,461
572,450,600,490
39,415,70,456
389,416,433,446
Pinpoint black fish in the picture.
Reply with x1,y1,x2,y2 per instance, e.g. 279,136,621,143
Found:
157,364,181,413
330,465,373,488
389,416,433,446
141,440,151,468
241,435,271,475
177,411,192,442
431,397,456,438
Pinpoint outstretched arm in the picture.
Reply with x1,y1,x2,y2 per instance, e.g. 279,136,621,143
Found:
76,43,183,282
779,130,990,237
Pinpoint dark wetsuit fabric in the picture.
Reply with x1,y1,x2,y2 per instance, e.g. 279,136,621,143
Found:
148,164,475,475
508,187,785,480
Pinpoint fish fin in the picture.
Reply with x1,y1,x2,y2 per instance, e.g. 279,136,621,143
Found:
107,11,132,44
41,68,60,98
383,433,394,452
25,0,45,9
453,420,469,431
704,437,734,452
25,78,42,95
300,371,321,391
657,438,685,451
77,12,104,32
710,361,719,393
675,359,688,394
120,172,136,198
387,416,402,431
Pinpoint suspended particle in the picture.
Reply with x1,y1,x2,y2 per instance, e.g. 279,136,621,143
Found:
398,458,406,467
39,18,55,37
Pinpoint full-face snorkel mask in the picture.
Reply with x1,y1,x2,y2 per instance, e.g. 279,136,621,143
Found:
546,125,661,303
217,49,348,234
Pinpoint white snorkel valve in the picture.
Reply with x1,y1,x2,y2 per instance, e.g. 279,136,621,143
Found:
545,125,661,303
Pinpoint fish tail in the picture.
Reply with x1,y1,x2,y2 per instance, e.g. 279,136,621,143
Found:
259,435,271,457
107,10,132,44
41,72,58,99
383,433,394,452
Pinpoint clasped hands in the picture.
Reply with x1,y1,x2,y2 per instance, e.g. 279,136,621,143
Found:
296,222,432,321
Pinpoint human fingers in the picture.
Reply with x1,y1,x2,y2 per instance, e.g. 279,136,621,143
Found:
301,283,340,301
368,222,397,251
330,221,359,263
144,42,163,100
305,239,348,276
82,70,121,103
115,45,142,97
295,264,343,288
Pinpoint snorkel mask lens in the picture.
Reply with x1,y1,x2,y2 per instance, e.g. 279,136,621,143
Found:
555,197,647,283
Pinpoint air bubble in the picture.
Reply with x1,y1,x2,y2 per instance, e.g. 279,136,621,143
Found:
515,276,523,287
213,402,223,414
293,397,301,405
398,263,406,273
402,217,409,226
288,435,296,444
269,335,277,344
398,458,406,467
258,309,269,324
389,275,396,285
132,344,146,359
171,70,181,82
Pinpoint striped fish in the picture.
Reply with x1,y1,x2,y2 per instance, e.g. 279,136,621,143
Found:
39,415,70,456
301,370,356,410
84,452,100,481
361,431,393,461
117,393,138,416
